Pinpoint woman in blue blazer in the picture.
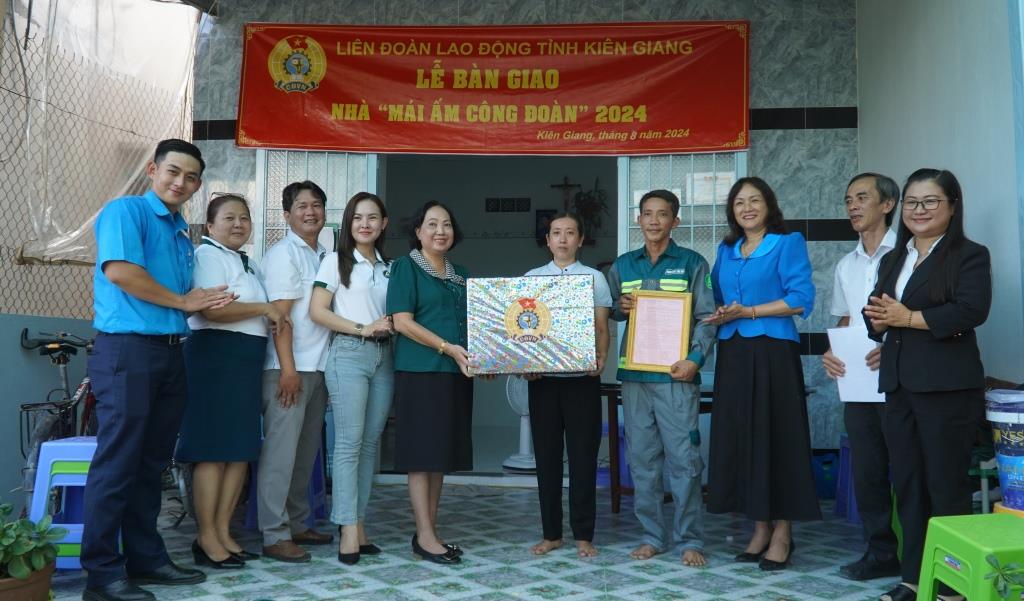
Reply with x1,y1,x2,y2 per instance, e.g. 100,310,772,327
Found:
863,169,991,601
706,177,820,572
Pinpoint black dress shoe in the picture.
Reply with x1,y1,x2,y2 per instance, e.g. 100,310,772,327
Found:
82,579,155,601
338,549,360,565
192,540,245,569
359,543,382,555
734,541,770,563
411,534,460,564
879,583,916,601
230,549,261,562
128,560,208,585
840,552,901,581
759,539,795,571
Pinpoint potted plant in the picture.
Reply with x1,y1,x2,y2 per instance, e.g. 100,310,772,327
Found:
0,503,66,601
572,177,609,245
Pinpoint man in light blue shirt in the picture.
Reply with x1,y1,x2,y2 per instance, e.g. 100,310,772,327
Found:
83,139,234,601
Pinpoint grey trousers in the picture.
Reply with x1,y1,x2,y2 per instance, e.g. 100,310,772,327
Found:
258,369,328,546
622,380,705,553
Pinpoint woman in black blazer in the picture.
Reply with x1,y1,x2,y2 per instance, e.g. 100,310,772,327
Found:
863,168,991,601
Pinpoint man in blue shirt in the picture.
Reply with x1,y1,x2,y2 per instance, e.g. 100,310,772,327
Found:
83,139,235,601
607,190,717,568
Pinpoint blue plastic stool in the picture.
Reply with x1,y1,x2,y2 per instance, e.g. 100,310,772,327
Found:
834,433,862,524
244,449,328,531
29,436,97,570
598,422,632,488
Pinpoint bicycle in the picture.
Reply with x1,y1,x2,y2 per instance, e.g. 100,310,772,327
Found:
19,329,96,515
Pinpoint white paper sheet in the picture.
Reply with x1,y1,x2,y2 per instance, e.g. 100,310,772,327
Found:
827,326,885,403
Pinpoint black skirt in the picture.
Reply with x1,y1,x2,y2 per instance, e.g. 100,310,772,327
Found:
176,329,265,463
707,335,822,521
393,371,473,473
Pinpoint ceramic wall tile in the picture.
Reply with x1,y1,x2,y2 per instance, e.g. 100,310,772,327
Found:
804,18,856,107
377,0,459,25
750,19,807,108
458,0,548,25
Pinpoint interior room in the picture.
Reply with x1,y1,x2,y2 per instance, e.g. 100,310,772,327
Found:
2,0,1024,600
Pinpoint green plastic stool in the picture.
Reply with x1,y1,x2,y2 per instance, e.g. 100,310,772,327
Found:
916,513,1024,600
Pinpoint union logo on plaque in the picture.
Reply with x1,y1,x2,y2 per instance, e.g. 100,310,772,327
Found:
504,297,551,343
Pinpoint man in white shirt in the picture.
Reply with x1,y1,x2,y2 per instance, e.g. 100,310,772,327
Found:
258,181,333,562
822,173,900,581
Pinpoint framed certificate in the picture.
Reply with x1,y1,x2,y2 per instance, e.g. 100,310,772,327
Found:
623,290,692,373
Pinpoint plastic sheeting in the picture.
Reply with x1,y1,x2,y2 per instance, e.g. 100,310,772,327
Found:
2,0,201,265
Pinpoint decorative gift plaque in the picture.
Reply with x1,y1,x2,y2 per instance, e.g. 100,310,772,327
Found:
623,290,692,373
468,275,596,374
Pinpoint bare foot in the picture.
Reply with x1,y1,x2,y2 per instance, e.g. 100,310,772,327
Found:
576,541,598,558
629,544,660,560
531,538,563,555
681,549,707,567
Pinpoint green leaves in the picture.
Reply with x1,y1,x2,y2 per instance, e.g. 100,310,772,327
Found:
986,553,1024,600
0,502,63,580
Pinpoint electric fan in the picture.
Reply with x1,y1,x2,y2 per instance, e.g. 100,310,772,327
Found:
502,375,536,473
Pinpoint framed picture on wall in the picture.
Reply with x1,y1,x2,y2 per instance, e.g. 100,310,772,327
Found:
535,209,557,246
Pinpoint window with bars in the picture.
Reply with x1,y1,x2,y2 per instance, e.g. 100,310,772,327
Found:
255,150,375,258
620,152,746,266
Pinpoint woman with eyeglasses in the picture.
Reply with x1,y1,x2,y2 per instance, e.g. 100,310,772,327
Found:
386,200,473,565
309,192,394,565
863,169,991,601
176,194,289,569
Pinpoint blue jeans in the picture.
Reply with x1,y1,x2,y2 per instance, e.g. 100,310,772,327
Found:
324,335,394,525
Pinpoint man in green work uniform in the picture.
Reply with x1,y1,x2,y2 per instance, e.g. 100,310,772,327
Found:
607,189,717,567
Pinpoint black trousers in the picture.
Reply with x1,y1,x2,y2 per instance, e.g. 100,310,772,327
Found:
82,334,189,587
844,402,898,561
528,375,601,542
883,386,981,585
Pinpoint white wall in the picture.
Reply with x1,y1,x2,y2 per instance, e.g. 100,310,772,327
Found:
858,0,1024,382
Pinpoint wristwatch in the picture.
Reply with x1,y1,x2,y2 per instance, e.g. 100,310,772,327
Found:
354,323,364,337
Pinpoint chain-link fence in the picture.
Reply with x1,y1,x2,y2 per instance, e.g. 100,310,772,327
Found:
0,1,198,318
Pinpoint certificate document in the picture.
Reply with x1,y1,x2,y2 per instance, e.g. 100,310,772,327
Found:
624,290,692,373
827,326,885,403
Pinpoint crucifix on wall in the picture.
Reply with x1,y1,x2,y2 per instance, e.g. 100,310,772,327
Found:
550,176,581,212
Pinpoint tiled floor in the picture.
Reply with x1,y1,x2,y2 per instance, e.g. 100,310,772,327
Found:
54,484,896,600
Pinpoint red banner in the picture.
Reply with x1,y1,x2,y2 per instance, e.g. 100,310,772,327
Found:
237,22,749,155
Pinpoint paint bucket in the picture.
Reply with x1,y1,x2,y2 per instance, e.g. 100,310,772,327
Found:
985,390,1024,511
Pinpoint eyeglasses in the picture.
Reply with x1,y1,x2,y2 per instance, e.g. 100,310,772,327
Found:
902,197,947,212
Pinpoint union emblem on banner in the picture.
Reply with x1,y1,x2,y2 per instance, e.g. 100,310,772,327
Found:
267,35,327,93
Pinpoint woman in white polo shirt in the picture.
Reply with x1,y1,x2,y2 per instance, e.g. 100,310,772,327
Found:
176,194,289,569
309,192,394,565
524,212,611,558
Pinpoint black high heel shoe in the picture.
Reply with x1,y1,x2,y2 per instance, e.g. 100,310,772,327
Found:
192,540,244,569
734,541,770,563
337,549,360,565
411,534,460,564
336,525,383,555
759,539,795,571
230,550,260,562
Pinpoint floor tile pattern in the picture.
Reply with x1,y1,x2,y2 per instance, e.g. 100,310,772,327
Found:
53,485,896,600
